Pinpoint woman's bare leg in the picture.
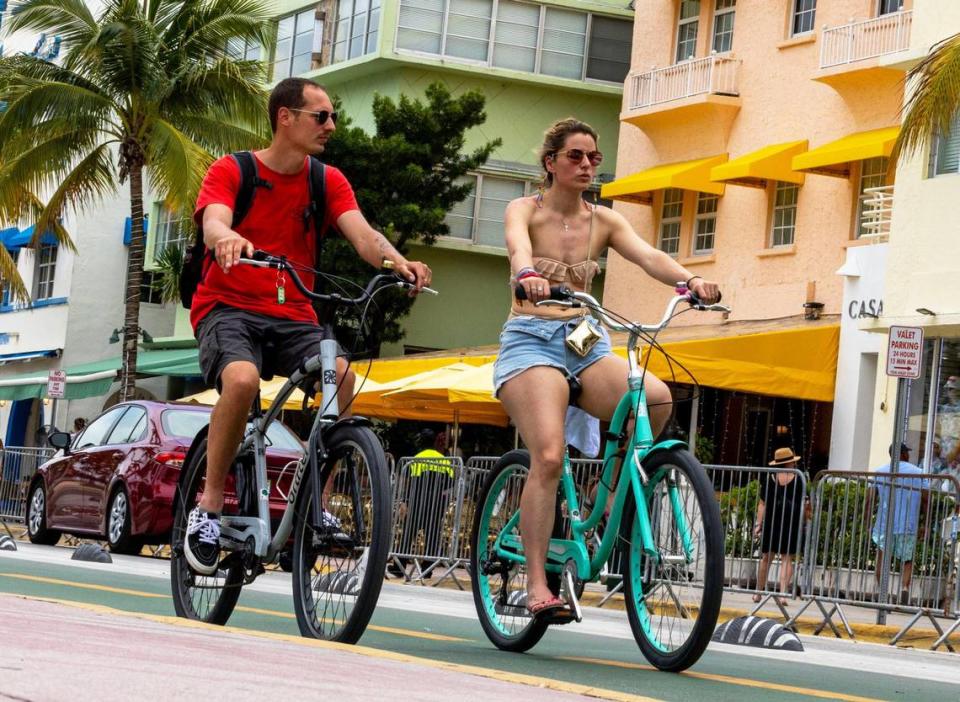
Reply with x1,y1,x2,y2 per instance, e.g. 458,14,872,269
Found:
499,367,570,607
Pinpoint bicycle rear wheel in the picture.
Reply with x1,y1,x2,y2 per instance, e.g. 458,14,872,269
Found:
292,423,391,643
170,437,245,625
471,449,553,652
620,448,723,671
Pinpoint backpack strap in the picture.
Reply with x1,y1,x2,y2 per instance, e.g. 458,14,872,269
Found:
306,156,327,246
230,151,272,228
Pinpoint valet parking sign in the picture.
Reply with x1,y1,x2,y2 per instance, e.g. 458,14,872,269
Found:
886,326,923,379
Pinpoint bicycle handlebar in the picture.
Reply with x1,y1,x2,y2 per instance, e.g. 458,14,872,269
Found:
239,249,438,305
514,283,730,334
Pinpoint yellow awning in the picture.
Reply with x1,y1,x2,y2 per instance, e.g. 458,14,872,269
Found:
792,126,899,177
601,155,727,205
614,323,839,403
710,140,807,188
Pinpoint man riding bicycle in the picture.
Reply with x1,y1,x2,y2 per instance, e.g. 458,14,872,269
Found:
185,77,431,574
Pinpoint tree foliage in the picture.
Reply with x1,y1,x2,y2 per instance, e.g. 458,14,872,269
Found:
317,82,500,355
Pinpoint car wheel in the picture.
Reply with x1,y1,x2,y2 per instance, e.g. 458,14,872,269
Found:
107,487,143,555
27,480,61,546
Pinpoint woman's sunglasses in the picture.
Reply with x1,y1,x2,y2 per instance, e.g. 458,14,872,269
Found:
554,148,603,166
290,108,338,126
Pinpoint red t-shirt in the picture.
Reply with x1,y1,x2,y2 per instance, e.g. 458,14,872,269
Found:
190,153,359,331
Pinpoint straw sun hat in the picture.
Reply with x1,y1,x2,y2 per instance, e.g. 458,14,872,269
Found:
768,447,801,466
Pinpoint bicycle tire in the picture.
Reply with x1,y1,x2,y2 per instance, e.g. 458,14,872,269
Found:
620,448,723,671
471,449,556,652
291,423,391,643
170,437,245,625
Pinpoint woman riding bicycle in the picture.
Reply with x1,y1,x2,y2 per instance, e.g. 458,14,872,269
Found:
494,118,720,619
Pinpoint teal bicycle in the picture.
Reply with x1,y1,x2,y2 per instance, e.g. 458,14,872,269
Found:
471,285,728,671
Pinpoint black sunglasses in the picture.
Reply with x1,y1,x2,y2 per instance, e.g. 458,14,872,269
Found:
290,108,338,126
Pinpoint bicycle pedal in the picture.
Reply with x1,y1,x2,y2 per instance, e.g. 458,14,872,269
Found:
561,562,584,623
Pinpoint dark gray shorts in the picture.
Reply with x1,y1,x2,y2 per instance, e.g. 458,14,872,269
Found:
196,305,340,390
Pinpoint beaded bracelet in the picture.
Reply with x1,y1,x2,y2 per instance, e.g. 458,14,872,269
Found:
686,275,703,288
515,267,543,282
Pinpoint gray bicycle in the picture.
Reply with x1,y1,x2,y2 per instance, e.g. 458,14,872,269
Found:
170,250,436,643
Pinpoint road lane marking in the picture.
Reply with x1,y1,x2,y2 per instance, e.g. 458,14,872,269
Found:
6,594,662,702
560,656,885,702
0,573,465,642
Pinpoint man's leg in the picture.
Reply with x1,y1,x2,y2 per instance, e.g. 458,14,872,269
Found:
198,361,261,513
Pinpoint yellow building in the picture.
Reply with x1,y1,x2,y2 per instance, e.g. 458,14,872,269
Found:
601,1,920,469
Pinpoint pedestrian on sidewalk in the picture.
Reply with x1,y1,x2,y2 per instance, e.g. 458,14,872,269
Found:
753,447,809,606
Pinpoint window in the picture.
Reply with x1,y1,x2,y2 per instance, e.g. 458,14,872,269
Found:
878,0,904,16
140,270,163,305
332,0,381,63
857,157,888,238
445,0,493,62
791,0,816,36
105,406,147,446
492,1,539,72
74,406,127,450
154,206,191,255
693,193,718,254
33,243,56,300
1,248,19,306
273,8,320,80
586,16,632,83
770,182,799,247
658,188,683,256
931,112,960,177
444,173,530,247
711,0,735,54
676,0,700,61
396,1,631,84
540,8,587,80
226,37,261,61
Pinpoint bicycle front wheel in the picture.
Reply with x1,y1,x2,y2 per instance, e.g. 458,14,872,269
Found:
170,437,245,625
292,423,391,643
620,448,723,671
470,449,551,652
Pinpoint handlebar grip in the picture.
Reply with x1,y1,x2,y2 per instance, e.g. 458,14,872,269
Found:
514,285,571,302
251,249,270,262
688,289,722,306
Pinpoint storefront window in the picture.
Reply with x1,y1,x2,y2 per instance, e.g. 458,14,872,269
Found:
910,339,960,490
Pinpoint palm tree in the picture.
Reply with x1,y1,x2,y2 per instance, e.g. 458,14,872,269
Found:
0,0,272,399
894,32,960,161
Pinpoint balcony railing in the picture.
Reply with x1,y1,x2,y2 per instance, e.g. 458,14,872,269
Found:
628,53,740,110
858,184,894,240
820,11,912,69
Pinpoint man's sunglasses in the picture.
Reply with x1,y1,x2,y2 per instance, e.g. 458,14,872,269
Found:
290,108,338,125
554,148,603,166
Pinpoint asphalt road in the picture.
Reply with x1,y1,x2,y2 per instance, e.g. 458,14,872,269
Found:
2,543,959,701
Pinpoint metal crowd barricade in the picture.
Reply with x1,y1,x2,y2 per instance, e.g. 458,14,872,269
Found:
0,446,54,524
389,456,464,587
798,470,960,650
705,464,808,620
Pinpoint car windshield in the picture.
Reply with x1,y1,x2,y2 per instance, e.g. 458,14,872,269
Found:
161,409,304,453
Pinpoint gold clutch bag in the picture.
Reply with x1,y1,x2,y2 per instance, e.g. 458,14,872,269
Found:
565,318,601,357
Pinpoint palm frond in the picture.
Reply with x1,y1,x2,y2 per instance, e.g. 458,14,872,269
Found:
144,118,211,213
152,242,185,305
160,0,274,60
894,32,960,162
6,0,98,47
172,112,268,154
28,144,116,253
0,245,29,306
0,80,117,152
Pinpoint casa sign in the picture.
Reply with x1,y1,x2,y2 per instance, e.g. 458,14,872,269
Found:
886,326,923,379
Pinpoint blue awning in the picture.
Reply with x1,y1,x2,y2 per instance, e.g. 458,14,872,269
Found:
2,225,57,250
123,216,148,246
0,349,60,365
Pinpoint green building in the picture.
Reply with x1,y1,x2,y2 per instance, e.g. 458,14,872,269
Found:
153,0,632,355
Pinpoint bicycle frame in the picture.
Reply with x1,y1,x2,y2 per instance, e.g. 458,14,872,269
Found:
217,338,341,561
492,291,719,584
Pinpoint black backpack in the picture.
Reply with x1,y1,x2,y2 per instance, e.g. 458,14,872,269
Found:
179,151,327,309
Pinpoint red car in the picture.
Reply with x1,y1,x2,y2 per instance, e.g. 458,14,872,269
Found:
25,401,304,554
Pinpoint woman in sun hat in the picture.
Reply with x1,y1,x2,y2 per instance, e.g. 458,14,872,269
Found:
752,447,809,605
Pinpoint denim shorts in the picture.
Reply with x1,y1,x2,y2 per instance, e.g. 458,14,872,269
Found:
493,315,612,397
